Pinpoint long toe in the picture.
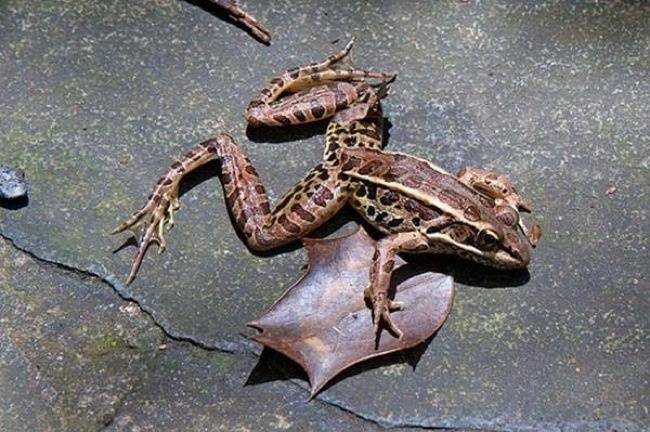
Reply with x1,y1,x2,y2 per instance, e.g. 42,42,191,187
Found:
381,311,404,340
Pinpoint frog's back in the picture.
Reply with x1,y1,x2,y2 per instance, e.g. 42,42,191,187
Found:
340,148,499,235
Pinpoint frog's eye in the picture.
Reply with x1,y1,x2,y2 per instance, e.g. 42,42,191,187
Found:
477,229,501,251
495,205,519,227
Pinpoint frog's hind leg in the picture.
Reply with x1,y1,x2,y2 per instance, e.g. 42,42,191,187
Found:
113,133,351,284
365,231,429,339
111,139,223,284
245,39,395,126
249,38,355,107
247,81,363,127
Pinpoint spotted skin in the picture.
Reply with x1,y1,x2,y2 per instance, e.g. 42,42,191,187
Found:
245,38,395,127
113,40,540,340
456,166,542,246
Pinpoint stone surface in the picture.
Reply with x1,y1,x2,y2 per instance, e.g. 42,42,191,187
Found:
0,0,648,431
0,238,164,431
0,239,386,432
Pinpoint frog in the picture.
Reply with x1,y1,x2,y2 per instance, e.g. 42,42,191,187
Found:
112,39,541,339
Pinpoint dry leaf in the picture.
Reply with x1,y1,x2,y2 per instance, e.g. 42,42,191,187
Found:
248,227,454,396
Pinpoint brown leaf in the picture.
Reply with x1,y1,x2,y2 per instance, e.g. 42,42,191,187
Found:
248,226,454,396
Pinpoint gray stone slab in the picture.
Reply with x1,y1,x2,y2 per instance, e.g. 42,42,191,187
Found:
0,238,164,431
0,0,648,430
105,343,384,432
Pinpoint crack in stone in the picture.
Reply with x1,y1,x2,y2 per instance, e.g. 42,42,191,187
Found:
309,384,507,431
0,231,244,355
3,233,643,432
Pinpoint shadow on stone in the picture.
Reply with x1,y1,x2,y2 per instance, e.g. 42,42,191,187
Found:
404,254,531,288
112,236,139,254
245,347,309,387
0,195,28,210
245,121,329,144
245,333,434,397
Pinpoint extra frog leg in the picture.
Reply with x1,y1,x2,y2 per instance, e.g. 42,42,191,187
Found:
366,231,430,339
208,0,271,43
112,133,350,284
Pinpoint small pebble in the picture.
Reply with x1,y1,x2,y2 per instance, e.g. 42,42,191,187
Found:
0,165,28,199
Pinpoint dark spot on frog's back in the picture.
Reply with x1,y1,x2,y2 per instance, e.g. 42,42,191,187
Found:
291,203,316,222
341,156,361,171
387,218,404,228
366,183,377,200
464,205,481,222
278,214,301,234
311,105,326,119
294,110,306,122
312,187,334,207
379,190,399,206
358,160,384,175
385,165,410,182
404,198,439,221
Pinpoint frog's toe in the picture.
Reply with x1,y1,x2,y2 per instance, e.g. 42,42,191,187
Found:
113,186,180,284
125,207,177,283
371,297,404,340
374,309,403,340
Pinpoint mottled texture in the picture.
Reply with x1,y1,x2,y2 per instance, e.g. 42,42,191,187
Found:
0,0,648,431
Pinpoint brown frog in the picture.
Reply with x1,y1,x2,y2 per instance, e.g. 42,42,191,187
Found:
113,39,541,338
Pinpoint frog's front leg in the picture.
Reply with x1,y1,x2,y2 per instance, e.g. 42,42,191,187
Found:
366,231,430,339
112,133,350,284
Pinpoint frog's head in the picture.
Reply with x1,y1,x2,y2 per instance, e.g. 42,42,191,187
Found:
471,204,541,269
0,166,27,200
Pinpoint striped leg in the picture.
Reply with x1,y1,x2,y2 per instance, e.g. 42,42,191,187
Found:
111,138,224,284
245,39,395,126
208,0,271,43
365,231,429,339
112,133,351,284
245,70,394,127
249,38,355,106
246,81,364,127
